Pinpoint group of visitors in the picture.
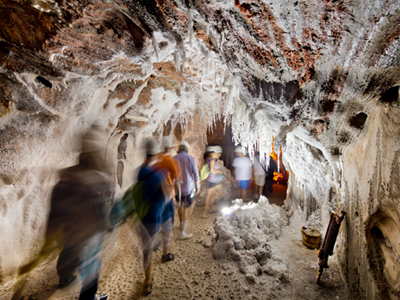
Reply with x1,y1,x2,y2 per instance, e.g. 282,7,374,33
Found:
40,129,201,299
201,145,278,207
36,128,279,300
129,137,201,297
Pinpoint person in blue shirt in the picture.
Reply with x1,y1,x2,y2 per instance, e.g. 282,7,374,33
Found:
136,138,167,296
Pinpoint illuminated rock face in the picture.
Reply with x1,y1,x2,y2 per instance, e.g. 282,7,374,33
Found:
0,0,399,298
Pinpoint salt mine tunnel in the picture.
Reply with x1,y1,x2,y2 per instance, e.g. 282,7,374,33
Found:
0,0,400,299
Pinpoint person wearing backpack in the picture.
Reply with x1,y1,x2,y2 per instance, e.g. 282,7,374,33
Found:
173,141,200,240
202,146,224,218
136,138,167,297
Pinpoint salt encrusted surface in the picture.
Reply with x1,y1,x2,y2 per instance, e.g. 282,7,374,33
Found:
212,197,290,282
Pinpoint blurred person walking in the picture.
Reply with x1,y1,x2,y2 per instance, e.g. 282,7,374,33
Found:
45,124,114,300
265,155,277,194
232,146,253,200
154,136,180,263
253,151,267,198
174,141,200,239
202,146,224,218
135,137,168,296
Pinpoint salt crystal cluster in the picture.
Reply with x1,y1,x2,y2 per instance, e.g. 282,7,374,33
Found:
212,197,290,282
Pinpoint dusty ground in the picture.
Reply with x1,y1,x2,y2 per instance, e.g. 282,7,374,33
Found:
0,184,351,300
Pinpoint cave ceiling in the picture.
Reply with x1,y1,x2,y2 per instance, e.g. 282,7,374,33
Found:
1,0,400,153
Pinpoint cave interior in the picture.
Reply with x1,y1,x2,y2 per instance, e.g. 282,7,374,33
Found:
1,0,400,299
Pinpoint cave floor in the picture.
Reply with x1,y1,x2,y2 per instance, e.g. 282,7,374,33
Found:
2,200,351,300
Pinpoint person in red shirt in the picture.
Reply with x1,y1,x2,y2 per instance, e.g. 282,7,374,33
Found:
153,136,179,263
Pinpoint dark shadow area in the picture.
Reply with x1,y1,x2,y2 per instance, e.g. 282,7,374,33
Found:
381,86,399,104
349,112,368,129
35,76,52,88
265,183,287,206
366,212,399,299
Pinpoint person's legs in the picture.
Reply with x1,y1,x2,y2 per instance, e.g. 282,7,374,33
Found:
161,218,173,256
239,180,251,200
266,178,273,193
78,233,108,300
185,199,196,221
57,237,81,287
179,195,194,239
137,232,155,297
144,261,152,288
161,218,175,263
79,278,98,300
161,200,174,258
203,184,216,217
208,184,222,214
137,260,153,297
178,204,186,233
136,221,159,295
254,175,265,198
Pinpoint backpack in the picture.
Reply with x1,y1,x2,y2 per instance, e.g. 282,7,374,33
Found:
200,161,211,180
130,173,154,220
109,172,155,225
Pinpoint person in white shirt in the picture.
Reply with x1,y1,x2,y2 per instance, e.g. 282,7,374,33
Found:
253,151,266,198
232,146,253,200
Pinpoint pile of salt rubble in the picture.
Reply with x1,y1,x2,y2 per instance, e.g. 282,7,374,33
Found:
211,197,291,283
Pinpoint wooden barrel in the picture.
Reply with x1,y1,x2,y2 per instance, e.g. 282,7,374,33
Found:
301,226,321,249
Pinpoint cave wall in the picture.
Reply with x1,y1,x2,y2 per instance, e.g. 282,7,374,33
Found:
342,97,400,299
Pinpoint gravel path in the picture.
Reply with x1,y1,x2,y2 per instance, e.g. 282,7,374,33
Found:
1,198,351,300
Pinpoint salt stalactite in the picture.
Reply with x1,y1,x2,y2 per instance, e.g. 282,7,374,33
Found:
152,33,160,63
174,48,181,72
200,44,210,78
278,150,280,173
196,49,200,77
188,9,194,47
181,47,187,73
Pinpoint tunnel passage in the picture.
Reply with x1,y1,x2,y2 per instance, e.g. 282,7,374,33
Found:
366,210,400,299
206,120,235,169
205,119,288,205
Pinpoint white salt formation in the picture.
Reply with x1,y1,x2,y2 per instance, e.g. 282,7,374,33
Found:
212,197,290,282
